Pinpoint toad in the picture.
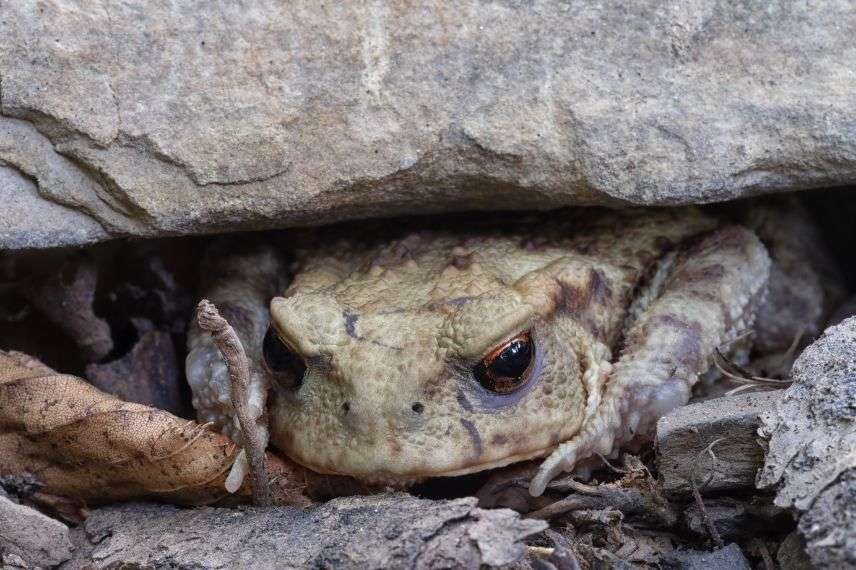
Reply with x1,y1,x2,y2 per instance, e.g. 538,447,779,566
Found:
186,205,833,496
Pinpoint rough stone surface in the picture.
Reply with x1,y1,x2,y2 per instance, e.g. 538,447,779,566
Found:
758,317,856,568
2,1,856,250
0,165,106,250
776,532,814,570
65,493,546,569
662,543,751,570
0,492,73,568
655,390,780,495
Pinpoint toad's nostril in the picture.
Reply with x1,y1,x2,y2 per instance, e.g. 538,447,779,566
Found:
342,401,350,414
411,402,424,414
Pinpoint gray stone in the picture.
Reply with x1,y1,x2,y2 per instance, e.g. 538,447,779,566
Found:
67,493,546,569
2,1,856,250
684,498,791,542
0,493,73,568
776,532,814,570
757,317,856,568
663,543,751,570
655,390,780,495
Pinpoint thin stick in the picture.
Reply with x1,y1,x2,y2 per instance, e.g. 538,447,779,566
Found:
196,299,272,507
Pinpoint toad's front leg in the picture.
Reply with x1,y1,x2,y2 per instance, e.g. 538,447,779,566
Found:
530,226,771,496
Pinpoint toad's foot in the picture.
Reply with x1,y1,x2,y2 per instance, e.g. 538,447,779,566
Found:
529,226,771,496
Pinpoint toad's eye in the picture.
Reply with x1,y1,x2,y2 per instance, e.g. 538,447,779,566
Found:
263,325,306,390
473,331,534,394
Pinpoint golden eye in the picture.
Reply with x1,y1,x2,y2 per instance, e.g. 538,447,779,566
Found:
473,331,534,394
262,325,306,390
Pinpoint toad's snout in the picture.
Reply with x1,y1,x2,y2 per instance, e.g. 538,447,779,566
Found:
332,389,429,437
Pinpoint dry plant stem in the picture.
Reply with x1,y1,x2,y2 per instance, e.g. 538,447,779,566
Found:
196,299,272,507
689,438,725,549
527,546,556,558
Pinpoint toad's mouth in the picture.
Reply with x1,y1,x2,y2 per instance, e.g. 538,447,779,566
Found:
279,441,560,485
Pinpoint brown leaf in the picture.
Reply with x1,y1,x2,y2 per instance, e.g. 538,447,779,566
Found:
0,350,309,506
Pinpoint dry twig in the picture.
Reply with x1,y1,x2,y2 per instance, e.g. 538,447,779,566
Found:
196,299,272,507
713,330,797,395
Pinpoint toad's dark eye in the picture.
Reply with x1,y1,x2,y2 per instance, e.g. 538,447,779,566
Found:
473,331,534,394
263,325,306,389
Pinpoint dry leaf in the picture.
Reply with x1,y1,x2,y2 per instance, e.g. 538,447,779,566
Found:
0,350,310,506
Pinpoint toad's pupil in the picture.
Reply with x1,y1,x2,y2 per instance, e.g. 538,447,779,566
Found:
492,340,532,378
263,326,306,389
473,333,534,393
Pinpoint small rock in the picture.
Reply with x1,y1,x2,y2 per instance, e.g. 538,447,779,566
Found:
663,543,751,570
67,493,546,569
656,390,780,495
0,493,73,568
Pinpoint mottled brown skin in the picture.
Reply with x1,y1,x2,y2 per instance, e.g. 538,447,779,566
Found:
188,208,773,496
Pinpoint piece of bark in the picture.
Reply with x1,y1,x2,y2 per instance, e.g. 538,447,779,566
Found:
64,493,546,569
0,492,73,568
663,543,752,570
85,330,187,417
655,390,781,495
21,254,113,362
757,317,856,567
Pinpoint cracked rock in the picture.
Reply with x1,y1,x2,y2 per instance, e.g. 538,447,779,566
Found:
0,492,73,568
65,493,546,569
757,316,856,568
3,2,856,249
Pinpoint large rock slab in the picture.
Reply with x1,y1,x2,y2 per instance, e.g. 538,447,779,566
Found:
65,493,546,569
2,1,856,249
757,317,856,568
